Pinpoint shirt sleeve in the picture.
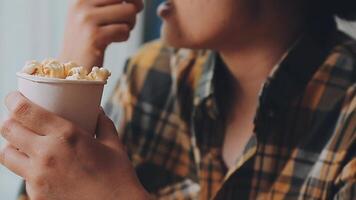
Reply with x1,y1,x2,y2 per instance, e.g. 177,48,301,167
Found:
333,85,356,200
104,40,166,165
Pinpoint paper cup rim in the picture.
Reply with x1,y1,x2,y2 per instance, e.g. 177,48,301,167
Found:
16,72,107,85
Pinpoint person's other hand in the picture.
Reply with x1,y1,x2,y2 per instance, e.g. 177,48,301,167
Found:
0,92,149,200
59,0,144,69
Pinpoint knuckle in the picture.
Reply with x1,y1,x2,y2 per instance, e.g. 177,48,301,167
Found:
133,0,144,12
35,146,56,169
13,99,31,116
93,31,108,50
90,27,101,40
129,18,137,30
62,123,76,135
112,26,130,42
121,31,130,41
91,27,100,39
32,173,47,189
41,154,57,168
59,123,78,146
127,4,138,14
138,2,144,12
122,24,131,32
0,119,14,138
73,0,82,5
71,0,86,9
77,10,94,24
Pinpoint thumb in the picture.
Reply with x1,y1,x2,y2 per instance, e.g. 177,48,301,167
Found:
96,108,122,150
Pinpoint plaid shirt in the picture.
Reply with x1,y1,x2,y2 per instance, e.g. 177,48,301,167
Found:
18,20,355,200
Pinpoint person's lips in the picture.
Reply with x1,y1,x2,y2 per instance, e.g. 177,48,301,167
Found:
157,0,174,18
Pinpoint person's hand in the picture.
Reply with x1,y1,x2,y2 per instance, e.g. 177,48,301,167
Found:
59,0,144,69
0,92,149,200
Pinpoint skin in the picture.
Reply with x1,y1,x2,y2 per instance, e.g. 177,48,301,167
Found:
0,92,149,200
1,0,308,199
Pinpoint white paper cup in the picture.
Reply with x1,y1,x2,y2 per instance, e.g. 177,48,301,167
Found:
17,72,106,135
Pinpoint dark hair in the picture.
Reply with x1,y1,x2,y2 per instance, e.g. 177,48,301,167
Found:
325,0,356,21
309,0,356,22
304,1,355,37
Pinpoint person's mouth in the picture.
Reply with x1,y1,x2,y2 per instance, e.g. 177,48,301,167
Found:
157,0,174,18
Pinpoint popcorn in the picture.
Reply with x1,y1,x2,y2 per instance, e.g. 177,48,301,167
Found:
42,59,66,79
64,62,80,74
22,60,43,75
87,67,111,82
21,59,111,81
66,66,89,80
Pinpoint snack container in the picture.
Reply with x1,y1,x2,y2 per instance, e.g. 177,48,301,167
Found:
17,72,106,135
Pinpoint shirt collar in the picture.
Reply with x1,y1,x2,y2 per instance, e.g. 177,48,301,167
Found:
193,52,216,107
259,20,339,105
253,18,341,136
193,18,340,123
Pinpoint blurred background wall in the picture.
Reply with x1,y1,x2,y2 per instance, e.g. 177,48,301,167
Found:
0,0,355,199
0,0,159,199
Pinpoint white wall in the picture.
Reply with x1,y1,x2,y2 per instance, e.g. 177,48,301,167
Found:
0,1,143,200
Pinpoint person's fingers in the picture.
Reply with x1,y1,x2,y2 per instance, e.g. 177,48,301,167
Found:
97,24,131,47
0,143,30,179
5,91,73,136
73,0,122,7
96,109,122,150
90,0,143,11
92,3,137,26
0,119,42,156
126,0,144,12
89,0,123,7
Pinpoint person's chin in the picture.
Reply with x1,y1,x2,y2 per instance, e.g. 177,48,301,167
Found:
160,28,206,50
161,34,184,48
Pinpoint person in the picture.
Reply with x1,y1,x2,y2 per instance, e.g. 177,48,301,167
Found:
0,0,355,199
